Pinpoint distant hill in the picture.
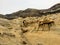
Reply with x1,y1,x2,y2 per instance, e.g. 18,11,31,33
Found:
0,3,60,20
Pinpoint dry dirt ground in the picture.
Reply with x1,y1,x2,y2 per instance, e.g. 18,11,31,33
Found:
0,13,60,45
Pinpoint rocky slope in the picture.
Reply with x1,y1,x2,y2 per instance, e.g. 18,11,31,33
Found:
0,3,60,45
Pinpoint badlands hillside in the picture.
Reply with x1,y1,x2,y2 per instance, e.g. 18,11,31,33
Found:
0,3,60,45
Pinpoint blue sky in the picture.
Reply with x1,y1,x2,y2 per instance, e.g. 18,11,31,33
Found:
0,0,60,14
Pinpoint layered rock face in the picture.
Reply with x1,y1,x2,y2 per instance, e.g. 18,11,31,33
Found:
0,3,60,45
